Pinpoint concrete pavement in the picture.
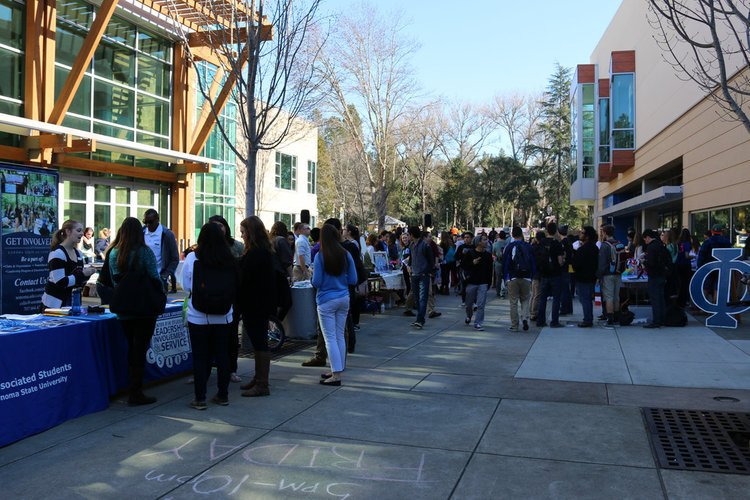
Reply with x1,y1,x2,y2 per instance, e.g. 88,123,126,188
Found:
2,292,750,498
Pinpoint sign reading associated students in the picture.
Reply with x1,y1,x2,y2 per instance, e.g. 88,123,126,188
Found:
0,164,59,314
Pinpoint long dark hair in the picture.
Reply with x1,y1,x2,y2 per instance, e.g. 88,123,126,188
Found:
321,224,347,276
111,217,146,272
240,216,272,253
270,221,288,239
208,214,234,245
195,222,233,267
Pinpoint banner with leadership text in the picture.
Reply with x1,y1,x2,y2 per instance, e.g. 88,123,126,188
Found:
0,164,59,314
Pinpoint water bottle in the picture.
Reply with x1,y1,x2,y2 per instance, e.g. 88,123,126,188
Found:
70,288,82,316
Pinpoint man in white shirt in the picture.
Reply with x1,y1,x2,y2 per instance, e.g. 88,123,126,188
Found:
143,209,179,292
292,222,312,281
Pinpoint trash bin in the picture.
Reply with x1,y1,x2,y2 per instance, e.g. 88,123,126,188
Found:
283,284,318,340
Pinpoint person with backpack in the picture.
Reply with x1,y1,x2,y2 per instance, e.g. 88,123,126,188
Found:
597,224,625,326
238,216,278,397
313,224,358,386
503,226,535,331
642,229,670,328
573,226,599,327
536,222,566,328
492,230,509,297
530,230,546,322
182,223,239,409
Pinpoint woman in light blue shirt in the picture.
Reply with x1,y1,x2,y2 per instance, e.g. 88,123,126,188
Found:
312,224,357,386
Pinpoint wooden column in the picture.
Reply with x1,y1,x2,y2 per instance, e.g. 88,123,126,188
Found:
24,0,57,163
170,42,195,246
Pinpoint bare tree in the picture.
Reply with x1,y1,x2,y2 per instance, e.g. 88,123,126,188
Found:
167,0,326,216
395,102,444,215
437,100,493,168
319,3,420,229
649,0,750,134
488,93,544,166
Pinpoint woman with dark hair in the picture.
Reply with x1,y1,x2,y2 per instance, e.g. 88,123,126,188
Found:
108,217,161,406
270,221,293,278
572,226,599,327
313,224,357,385
182,222,238,409
80,226,95,264
238,216,277,397
208,215,244,383
42,219,96,309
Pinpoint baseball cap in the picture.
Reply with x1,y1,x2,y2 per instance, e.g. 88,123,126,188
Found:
711,224,725,234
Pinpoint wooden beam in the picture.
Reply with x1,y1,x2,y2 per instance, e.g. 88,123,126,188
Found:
174,162,210,174
25,133,73,150
25,0,56,164
190,50,248,155
0,145,31,163
54,153,178,183
55,139,96,153
140,0,200,32
48,0,120,125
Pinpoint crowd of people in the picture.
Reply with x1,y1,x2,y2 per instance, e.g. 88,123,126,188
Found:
41,212,747,410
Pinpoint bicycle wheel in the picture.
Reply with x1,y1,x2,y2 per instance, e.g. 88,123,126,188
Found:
267,316,285,352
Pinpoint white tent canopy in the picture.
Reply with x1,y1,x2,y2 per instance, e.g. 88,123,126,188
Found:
367,215,406,228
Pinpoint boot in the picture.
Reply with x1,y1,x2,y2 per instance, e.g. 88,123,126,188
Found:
241,351,270,397
127,365,157,406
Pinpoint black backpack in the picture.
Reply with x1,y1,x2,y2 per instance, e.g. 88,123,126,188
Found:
510,243,532,279
191,260,238,315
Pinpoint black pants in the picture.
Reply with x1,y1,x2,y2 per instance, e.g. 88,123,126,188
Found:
189,323,231,401
440,262,455,292
119,316,157,392
244,314,269,352
349,285,361,326
229,310,241,373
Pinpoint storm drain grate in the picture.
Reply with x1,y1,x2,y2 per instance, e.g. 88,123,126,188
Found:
644,408,750,475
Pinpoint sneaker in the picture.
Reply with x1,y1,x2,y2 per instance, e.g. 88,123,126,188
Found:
190,400,207,410
403,310,416,317
550,322,563,328
301,357,326,367
353,324,361,330
522,320,529,331
211,395,229,406
428,311,442,319
536,322,548,328
474,324,484,331
465,317,471,325
643,323,661,329
412,322,424,329
230,373,241,383
577,322,593,328
508,326,519,332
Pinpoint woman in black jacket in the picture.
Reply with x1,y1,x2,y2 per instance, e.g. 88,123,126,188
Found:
238,216,277,397
572,226,599,327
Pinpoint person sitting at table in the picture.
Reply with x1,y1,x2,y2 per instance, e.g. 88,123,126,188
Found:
107,217,161,406
182,222,238,409
41,220,96,309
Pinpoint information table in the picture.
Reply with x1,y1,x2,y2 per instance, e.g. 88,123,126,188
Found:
0,303,190,447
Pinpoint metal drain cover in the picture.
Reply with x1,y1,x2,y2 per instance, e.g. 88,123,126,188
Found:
643,408,750,474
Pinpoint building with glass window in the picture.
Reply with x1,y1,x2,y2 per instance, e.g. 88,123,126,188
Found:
0,0,314,252
569,1,750,245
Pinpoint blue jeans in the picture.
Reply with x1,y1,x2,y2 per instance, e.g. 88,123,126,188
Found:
537,274,563,326
576,282,595,325
412,274,431,324
317,295,349,373
647,275,667,325
465,284,488,325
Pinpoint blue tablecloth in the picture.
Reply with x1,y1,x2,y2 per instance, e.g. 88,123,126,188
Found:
0,304,190,447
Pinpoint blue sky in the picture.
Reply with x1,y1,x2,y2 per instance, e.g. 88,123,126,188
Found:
331,0,623,102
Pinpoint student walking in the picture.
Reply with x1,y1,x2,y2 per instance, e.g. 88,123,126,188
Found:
503,227,535,331
464,238,493,330
313,224,358,386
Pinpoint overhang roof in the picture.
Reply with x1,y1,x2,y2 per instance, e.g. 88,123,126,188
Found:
599,186,683,218
0,112,219,166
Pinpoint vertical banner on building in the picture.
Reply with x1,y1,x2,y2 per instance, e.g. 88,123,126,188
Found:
0,164,59,314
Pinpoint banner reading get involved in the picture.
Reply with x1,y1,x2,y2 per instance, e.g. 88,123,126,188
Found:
0,164,59,314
